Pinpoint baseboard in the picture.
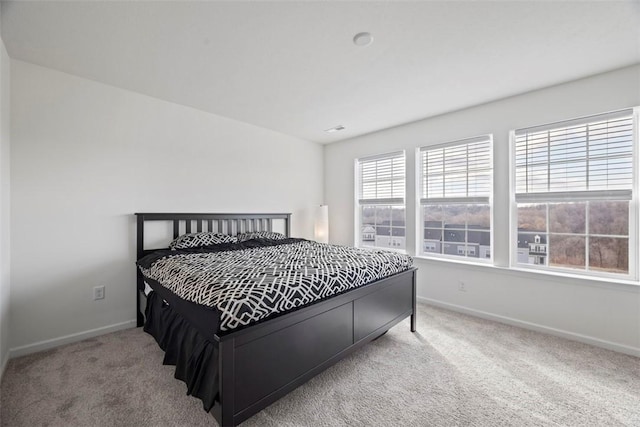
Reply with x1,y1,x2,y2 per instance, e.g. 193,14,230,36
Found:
0,350,9,382
418,297,640,358
9,319,137,359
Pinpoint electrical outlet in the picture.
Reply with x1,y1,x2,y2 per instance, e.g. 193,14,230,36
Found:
93,285,105,300
458,281,467,292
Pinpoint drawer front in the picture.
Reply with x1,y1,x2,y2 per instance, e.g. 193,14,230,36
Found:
234,302,353,410
354,276,413,342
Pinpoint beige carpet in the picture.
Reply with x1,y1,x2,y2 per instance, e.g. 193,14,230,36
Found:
1,303,639,426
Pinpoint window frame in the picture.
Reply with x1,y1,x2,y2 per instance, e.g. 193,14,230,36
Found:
509,107,639,280
416,135,494,263
354,151,407,252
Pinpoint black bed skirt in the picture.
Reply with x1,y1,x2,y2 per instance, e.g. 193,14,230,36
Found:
144,291,219,411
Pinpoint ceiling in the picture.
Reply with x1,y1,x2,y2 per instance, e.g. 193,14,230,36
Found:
2,1,639,144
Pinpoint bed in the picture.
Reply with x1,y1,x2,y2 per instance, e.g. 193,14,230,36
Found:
135,212,417,426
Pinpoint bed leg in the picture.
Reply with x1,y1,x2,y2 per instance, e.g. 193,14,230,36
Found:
218,338,236,427
136,298,144,327
136,273,145,327
411,270,417,333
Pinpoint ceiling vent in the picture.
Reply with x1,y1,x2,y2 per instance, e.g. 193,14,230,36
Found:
324,125,346,133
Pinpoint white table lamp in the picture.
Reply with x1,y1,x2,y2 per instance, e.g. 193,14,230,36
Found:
314,205,329,244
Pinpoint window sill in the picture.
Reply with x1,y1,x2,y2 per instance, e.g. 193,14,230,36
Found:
413,255,640,292
506,265,639,289
413,254,493,268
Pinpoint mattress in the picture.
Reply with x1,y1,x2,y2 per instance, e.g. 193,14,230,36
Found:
138,238,413,335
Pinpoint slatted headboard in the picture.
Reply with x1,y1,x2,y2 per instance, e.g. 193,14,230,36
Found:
134,212,292,326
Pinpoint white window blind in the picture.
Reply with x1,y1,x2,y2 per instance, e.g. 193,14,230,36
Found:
358,151,405,204
421,136,492,203
515,109,634,202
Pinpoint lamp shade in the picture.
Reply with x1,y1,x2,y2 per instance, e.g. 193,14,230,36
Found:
314,205,329,244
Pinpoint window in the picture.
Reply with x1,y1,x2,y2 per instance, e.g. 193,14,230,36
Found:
513,108,637,278
356,151,406,250
419,136,492,260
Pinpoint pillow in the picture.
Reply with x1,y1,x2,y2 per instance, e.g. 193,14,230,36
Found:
237,231,287,242
169,232,237,250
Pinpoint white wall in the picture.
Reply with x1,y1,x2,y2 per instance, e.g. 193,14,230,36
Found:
10,60,323,353
325,65,640,356
0,15,10,375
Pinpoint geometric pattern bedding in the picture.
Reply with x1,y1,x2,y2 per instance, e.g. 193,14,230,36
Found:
169,231,237,249
139,239,413,332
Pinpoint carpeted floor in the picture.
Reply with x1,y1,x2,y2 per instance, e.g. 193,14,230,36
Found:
1,303,639,426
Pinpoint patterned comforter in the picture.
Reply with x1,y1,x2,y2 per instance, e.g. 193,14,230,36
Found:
138,238,413,333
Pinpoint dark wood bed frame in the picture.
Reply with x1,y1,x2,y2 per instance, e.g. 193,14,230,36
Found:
136,212,417,427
